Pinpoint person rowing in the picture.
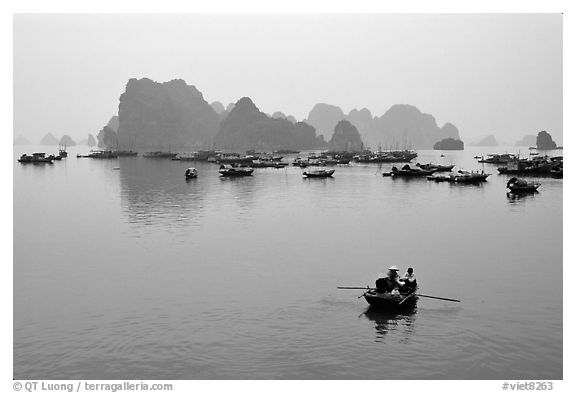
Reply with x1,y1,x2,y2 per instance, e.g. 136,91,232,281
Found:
375,265,405,294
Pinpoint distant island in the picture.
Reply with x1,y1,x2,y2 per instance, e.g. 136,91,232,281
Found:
59,135,76,146
94,77,463,151
306,103,460,150
328,120,364,152
434,138,464,150
40,132,59,145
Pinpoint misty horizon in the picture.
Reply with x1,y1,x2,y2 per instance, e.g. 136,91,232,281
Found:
14,14,562,145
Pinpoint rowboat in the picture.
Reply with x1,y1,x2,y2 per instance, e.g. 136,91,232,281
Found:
384,164,435,177
185,168,198,179
362,290,418,310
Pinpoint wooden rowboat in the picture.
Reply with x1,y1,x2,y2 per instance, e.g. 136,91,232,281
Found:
362,290,418,310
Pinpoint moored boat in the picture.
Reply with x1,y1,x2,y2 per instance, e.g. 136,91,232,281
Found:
302,168,335,178
416,163,454,172
18,153,54,164
143,151,178,158
384,164,435,177
219,164,254,176
507,177,540,193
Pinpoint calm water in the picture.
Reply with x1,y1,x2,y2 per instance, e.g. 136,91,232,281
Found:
13,146,563,380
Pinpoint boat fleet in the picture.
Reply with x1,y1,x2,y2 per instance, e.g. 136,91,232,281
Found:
18,147,562,195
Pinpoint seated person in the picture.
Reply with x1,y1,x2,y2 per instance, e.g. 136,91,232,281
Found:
375,266,404,293
399,267,417,293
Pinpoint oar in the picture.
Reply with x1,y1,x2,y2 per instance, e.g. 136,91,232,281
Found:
337,286,373,290
399,289,418,305
418,294,460,302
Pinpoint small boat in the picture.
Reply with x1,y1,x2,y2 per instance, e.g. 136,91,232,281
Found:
478,154,517,164
452,170,490,183
114,150,138,156
219,164,254,177
58,146,68,158
416,163,454,172
87,150,118,159
185,168,198,179
18,153,53,164
507,177,540,193
302,168,335,178
143,151,177,158
362,290,418,310
385,164,435,177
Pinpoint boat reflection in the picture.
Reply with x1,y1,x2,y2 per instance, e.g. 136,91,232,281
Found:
363,306,417,343
506,191,539,203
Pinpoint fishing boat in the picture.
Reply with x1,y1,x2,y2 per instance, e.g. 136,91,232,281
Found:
302,168,335,178
143,151,177,158
428,170,490,183
452,170,490,183
87,150,118,159
18,153,54,164
385,164,435,177
477,154,517,164
416,163,454,172
219,164,254,176
58,146,68,158
507,177,540,193
185,168,198,179
497,157,559,175
362,290,418,310
114,150,138,156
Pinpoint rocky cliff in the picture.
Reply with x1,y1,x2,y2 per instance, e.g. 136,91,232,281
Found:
87,134,97,147
40,132,59,145
328,120,364,152
117,78,220,149
536,131,557,150
214,97,325,151
434,138,464,150
97,126,119,148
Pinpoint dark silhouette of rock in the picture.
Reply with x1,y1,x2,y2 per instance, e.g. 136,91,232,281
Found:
40,132,59,145
97,126,119,149
471,135,498,146
328,120,364,152
536,130,557,150
14,135,31,145
306,103,346,140
515,134,537,146
87,134,97,147
210,101,225,114
368,105,460,149
107,116,119,132
434,138,464,150
117,78,220,149
307,103,460,149
59,135,76,146
214,97,325,150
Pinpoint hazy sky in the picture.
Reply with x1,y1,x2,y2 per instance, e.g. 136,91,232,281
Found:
13,14,562,144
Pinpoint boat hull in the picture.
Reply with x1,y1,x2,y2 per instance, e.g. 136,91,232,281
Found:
363,292,418,310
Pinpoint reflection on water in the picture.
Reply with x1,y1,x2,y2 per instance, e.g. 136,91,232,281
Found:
506,191,539,203
363,307,417,343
